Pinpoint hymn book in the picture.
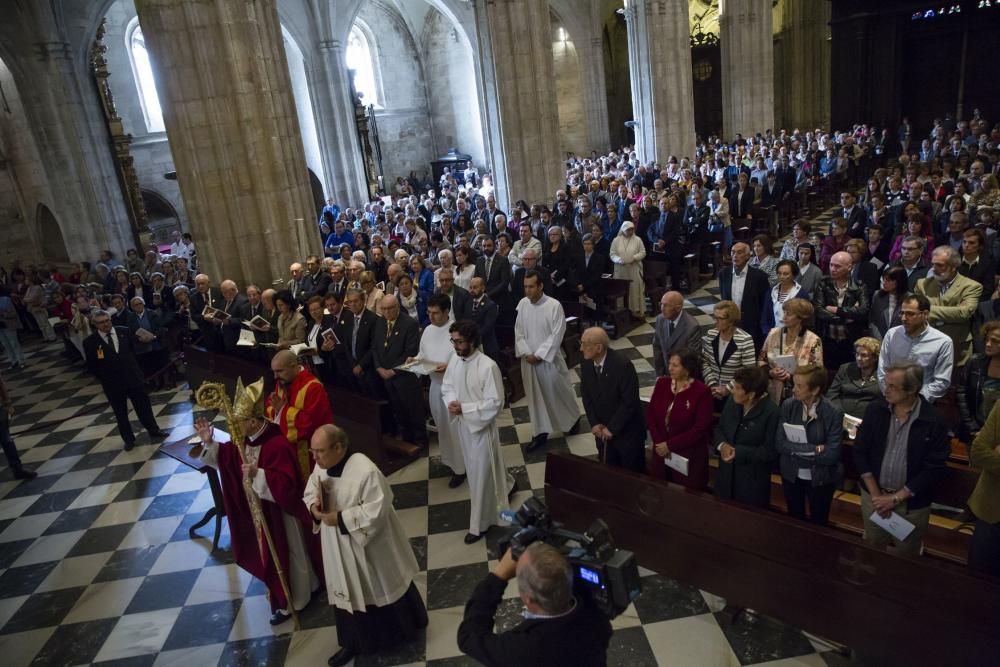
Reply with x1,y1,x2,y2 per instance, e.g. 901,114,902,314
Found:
663,453,689,476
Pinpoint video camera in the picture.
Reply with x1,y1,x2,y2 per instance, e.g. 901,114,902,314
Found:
498,497,641,619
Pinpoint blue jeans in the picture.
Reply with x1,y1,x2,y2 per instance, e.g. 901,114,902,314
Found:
0,328,24,365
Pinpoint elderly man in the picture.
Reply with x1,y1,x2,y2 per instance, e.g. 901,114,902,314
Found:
304,425,426,666
328,261,348,299
266,350,334,479
190,273,221,345
212,279,247,352
347,260,365,291
651,291,702,377
579,327,645,471
894,236,930,291
510,224,543,270
813,250,871,370
372,295,427,446
878,293,954,401
509,249,550,305
287,262,306,301
436,268,472,322
515,271,580,452
854,361,950,556
915,245,982,368
442,320,514,543
193,380,322,625
302,255,332,298
718,242,770,351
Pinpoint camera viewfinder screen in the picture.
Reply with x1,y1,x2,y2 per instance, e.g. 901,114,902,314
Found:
578,566,600,585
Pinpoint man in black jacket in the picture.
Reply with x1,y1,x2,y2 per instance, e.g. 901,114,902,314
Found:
853,361,949,556
474,237,511,312
468,277,499,361
334,288,378,394
458,544,612,667
718,242,770,351
813,251,871,370
84,310,167,450
579,327,645,472
372,295,427,446
301,255,332,298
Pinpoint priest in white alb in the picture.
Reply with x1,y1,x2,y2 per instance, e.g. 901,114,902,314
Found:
304,424,427,667
514,270,581,452
441,319,515,545
193,379,323,626
416,293,465,488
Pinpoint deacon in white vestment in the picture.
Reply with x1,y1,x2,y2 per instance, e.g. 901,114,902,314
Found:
304,424,427,667
514,271,581,452
418,294,464,486
441,319,515,544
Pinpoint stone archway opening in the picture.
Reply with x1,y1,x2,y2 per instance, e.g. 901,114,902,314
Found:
36,204,70,264
140,189,180,247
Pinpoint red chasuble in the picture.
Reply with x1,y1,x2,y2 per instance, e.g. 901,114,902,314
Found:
215,424,323,612
265,369,334,478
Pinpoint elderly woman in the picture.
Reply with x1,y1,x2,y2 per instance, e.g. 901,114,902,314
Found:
868,265,907,340
701,300,757,408
395,274,427,327
274,289,306,349
434,248,455,289
646,348,713,490
609,221,646,319
749,234,779,286
775,364,844,526
759,298,823,404
713,366,780,508
779,221,811,261
360,270,386,317
828,336,881,419
763,260,810,331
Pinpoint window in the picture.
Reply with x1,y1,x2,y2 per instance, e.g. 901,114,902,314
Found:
346,25,381,108
128,24,165,133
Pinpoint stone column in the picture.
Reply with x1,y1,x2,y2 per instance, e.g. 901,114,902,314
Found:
623,0,696,163
134,0,315,288
477,0,562,207
777,0,830,131
719,0,775,138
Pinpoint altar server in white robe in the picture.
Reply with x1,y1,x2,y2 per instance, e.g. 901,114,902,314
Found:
304,424,427,667
417,293,464,487
514,270,581,452
442,319,515,545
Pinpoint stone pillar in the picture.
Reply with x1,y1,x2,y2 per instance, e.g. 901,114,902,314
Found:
623,0,696,164
580,33,612,154
719,0,775,138
134,0,315,288
777,0,830,131
477,0,562,207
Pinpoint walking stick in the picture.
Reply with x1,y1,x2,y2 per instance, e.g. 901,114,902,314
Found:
196,382,300,630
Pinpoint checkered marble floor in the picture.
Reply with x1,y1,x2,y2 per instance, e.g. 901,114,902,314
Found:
0,269,855,666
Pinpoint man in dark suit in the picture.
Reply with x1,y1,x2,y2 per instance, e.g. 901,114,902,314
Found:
372,295,427,446
580,235,607,320
327,262,348,301
727,172,756,227
189,274,223,350
509,249,550,306
841,191,868,239
333,288,378,393
651,291,703,377
216,280,249,352
718,242,770,350
759,172,783,208
301,255,332,298
474,237,511,312
437,268,472,322
468,277,499,361
579,327,646,472
84,310,167,451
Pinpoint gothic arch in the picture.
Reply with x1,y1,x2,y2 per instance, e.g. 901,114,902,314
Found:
36,204,70,264
141,189,180,245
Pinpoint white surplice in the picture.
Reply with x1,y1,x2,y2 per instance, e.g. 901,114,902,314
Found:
302,454,419,613
441,349,514,535
514,295,579,435
419,322,462,474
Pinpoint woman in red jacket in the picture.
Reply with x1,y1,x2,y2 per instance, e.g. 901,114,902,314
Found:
646,347,713,490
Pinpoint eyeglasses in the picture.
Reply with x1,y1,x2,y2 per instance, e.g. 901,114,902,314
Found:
450,339,467,346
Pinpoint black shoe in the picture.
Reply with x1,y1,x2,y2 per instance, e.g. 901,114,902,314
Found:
328,646,356,667
148,429,169,440
464,532,483,544
567,418,582,436
448,473,467,489
12,467,37,481
123,440,135,452
526,433,548,453
269,609,291,626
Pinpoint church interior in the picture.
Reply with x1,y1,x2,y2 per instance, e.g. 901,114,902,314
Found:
1,0,1000,665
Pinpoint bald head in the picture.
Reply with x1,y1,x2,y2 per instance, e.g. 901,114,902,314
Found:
270,350,301,385
580,326,609,362
829,251,852,281
660,291,684,319
381,294,400,321
311,424,349,469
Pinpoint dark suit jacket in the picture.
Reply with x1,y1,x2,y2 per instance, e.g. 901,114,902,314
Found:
305,314,338,365
334,308,377,372
474,254,512,305
712,396,780,508
759,182,783,207
580,252,607,301
301,271,332,299
372,312,420,378
843,207,868,238
868,290,902,339
851,261,881,299
651,311,703,377
84,327,145,391
728,187,755,220
470,295,499,359
189,288,221,333
581,349,646,451
510,266,551,304
441,286,473,322
718,265,770,346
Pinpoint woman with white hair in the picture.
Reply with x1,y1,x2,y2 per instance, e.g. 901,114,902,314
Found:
609,221,646,319
434,249,454,289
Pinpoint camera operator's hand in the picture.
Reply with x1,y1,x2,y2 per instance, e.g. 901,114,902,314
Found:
494,548,518,582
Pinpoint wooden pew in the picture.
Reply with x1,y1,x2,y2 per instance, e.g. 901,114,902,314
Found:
544,453,1000,667
600,276,640,338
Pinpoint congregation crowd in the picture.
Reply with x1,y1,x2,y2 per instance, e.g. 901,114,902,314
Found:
2,109,1000,664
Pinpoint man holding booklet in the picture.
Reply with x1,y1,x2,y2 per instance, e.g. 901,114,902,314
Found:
852,361,950,556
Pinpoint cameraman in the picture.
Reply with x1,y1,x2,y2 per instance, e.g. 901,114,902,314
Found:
457,543,612,666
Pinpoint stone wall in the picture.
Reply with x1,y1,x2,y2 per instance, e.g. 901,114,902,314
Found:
357,1,435,184
551,16,587,156
420,7,486,169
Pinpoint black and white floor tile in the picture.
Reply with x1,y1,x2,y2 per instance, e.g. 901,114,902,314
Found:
1,229,859,666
